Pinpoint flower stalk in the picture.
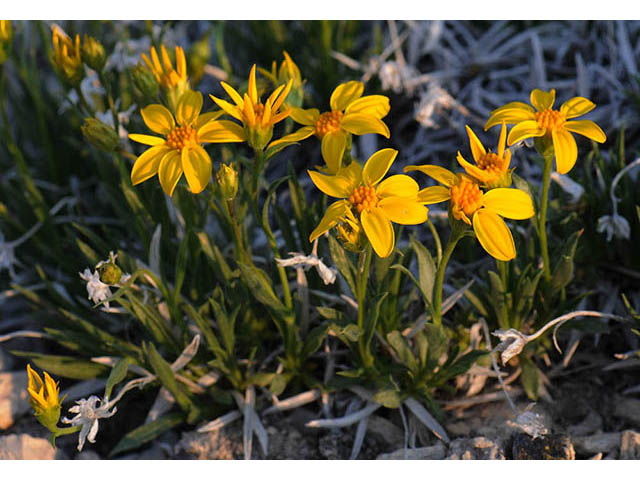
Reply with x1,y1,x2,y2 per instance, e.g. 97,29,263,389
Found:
432,227,466,326
356,245,374,369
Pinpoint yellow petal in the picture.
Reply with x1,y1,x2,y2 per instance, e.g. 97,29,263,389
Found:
345,95,390,119
376,174,419,198
27,364,42,393
160,45,173,72
340,113,390,138
308,169,352,198
363,148,397,186
248,65,258,105
209,94,243,122
378,197,429,225
321,131,347,174
481,188,534,220
472,209,516,261
131,145,172,185
330,81,364,112
220,81,245,107
181,146,211,194
128,134,165,146
158,150,183,196
176,90,203,126
560,96,596,119
270,79,293,113
530,89,556,111
564,120,606,143
176,46,186,79
457,152,490,183
361,208,394,258
267,126,315,149
141,104,175,135
417,186,451,204
552,129,578,175
485,102,536,129
506,120,546,145
336,160,363,188
198,120,246,143
465,125,486,163
404,164,457,187
290,107,319,126
309,200,350,242
194,111,225,130
497,122,507,158
150,46,162,73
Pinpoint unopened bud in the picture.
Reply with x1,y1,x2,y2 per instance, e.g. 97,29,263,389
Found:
216,163,238,200
81,117,120,152
131,64,159,105
0,21,12,64
81,34,106,72
97,260,123,285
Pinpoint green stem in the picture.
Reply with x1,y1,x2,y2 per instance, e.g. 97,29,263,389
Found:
223,197,248,263
357,246,373,368
432,229,464,326
425,217,443,263
538,153,553,283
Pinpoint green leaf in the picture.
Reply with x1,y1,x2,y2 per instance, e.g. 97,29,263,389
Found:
209,296,238,356
519,354,540,400
11,352,109,380
109,412,185,457
316,306,340,320
390,264,432,312
386,330,418,373
372,389,403,409
436,350,489,381
126,292,177,351
269,373,289,396
265,139,300,161
251,372,276,387
173,231,190,301
196,231,233,282
414,330,429,367
551,230,581,291
104,357,133,401
363,292,388,352
328,235,356,295
237,262,288,317
330,323,362,343
410,236,436,304
144,343,192,412
302,323,329,359
423,323,449,367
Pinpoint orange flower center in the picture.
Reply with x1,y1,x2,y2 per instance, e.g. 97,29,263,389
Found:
476,151,505,175
349,185,378,214
166,125,198,150
450,177,483,220
314,111,343,138
535,108,565,131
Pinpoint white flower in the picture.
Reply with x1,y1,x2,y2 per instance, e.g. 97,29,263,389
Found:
79,268,111,307
62,396,117,452
276,252,337,285
597,214,630,242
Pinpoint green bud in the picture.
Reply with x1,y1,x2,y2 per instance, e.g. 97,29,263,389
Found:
81,117,120,152
216,163,239,200
98,261,123,285
131,64,159,105
81,34,106,72
245,124,273,152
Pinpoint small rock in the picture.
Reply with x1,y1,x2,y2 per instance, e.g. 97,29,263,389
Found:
137,443,167,460
75,450,101,460
511,433,575,460
0,433,66,459
318,431,341,459
620,430,640,459
613,396,640,427
446,421,471,437
567,409,603,437
367,414,404,447
589,452,603,460
377,443,446,460
573,432,621,455
0,371,30,430
447,436,505,460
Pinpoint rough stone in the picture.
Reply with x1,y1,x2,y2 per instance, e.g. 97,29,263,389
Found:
75,450,101,460
446,436,505,460
0,371,30,430
620,430,640,459
613,396,640,427
511,433,575,460
567,409,603,437
0,433,66,459
377,443,446,460
367,414,404,447
572,432,621,455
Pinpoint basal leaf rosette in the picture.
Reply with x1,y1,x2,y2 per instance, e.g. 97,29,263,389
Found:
405,165,534,261
309,148,428,258
484,89,606,174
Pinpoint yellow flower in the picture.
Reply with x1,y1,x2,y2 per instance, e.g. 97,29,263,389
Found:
51,26,84,86
484,89,606,174
271,81,390,174
0,20,12,44
259,51,304,108
405,165,534,261
210,64,293,151
142,44,188,91
128,90,245,196
309,148,429,258
458,123,512,189
27,364,63,431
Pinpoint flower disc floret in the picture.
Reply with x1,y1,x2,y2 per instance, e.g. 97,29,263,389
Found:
314,111,344,138
535,108,566,131
166,125,198,150
450,177,483,223
349,185,379,213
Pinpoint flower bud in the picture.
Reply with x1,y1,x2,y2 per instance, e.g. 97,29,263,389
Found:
81,34,106,72
246,124,274,152
131,64,159,104
0,21,12,65
336,216,367,253
81,117,120,152
27,364,63,433
51,27,85,87
97,260,123,285
216,163,239,200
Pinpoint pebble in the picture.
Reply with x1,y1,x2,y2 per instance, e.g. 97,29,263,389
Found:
613,396,640,427
572,432,621,455
0,433,66,459
0,371,30,430
511,433,575,460
620,430,640,459
377,443,446,460
446,436,505,460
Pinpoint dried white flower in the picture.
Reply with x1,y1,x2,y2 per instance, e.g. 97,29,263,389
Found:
492,328,528,365
276,253,337,285
551,172,585,202
415,84,458,129
62,395,117,451
379,61,405,93
597,214,630,242
508,404,550,439
79,268,112,307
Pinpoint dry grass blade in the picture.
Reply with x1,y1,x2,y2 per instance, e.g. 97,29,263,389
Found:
197,409,242,433
263,389,321,415
403,397,449,443
306,402,381,428
349,406,372,460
